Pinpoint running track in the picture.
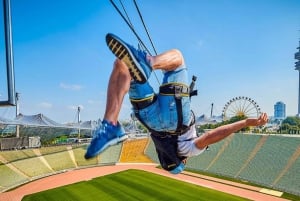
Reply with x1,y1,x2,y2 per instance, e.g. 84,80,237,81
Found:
0,164,289,201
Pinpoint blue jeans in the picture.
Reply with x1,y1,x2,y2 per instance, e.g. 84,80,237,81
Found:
129,65,192,132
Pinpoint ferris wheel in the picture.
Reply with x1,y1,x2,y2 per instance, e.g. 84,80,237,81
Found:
222,96,261,120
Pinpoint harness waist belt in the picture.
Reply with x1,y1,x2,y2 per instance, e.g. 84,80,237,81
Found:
159,83,190,97
131,95,157,110
151,125,191,137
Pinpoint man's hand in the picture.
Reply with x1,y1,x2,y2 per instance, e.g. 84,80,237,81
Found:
246,112,268,127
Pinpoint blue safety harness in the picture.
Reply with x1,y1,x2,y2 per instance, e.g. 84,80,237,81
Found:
131,77,198,171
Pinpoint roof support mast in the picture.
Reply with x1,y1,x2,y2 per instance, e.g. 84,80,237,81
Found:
0,0,16,106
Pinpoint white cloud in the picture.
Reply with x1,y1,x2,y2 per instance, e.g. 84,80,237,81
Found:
87,99,102,104
67,105,84,110
38,102,53,109
60,82,83,91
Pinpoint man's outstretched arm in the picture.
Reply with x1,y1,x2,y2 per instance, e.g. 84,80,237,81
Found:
195,113,268,149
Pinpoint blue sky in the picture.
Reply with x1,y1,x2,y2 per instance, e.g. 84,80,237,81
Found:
0,0,300,123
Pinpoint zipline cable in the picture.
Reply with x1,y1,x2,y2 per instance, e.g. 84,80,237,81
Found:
109,0,151,55
118,0,135,33
133,0,158,56
109,0,161,85
118,0,144,52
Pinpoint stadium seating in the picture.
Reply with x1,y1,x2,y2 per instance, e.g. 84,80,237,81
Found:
0,164,28,192
98,143,122,164
145,133,300,196
207,134,262,177
274,154,300,196
119,138,153,163
39,145,68,155
0,149,36,162
11,157,53,177
72,145,98,167
237,135,300,187
185,136,228,171
0,134,299,196
43,151,76,171
144,139,159,164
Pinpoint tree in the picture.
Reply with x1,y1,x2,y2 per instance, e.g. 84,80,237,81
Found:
282,116,300,126
280,116,300,134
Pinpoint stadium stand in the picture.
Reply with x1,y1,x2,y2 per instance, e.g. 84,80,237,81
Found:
0,164,28,192
144,139,159,163
207,133,262,177
0,149,36,162
0,135,299,196
119,138,153,163
184,137,228,171
72,145,99,167
98,143,122,164
11,157,53,177
234,135,268,177
43,151,76,171
39,145,68,155
274,152,300,196
237,135,300,187
205,134,235,170
145,133,300,196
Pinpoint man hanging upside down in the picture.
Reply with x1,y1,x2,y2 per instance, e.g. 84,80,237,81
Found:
85,33,268,174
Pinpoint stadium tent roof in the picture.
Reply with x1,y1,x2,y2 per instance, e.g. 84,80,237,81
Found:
15,113,63,127
0,116,18,127
0,113,97,130
79,120,98,129
65,120,98,130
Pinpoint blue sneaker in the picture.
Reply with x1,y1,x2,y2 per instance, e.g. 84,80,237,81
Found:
84,120,128,159
106,33,152,83
169,162,185,174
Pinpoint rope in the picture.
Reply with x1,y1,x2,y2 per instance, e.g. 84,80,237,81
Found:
109,0,161,85
109,0,151,55
118,0,135,33
133,0,158,56
118,0,144,52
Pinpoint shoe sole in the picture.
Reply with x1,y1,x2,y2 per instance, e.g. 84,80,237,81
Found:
85,135,128,159
106,34,147,83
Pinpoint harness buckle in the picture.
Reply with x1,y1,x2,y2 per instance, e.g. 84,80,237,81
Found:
174,85,183,99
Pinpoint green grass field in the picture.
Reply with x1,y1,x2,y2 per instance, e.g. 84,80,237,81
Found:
22,169,249,201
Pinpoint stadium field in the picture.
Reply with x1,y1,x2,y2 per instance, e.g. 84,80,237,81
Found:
22,169,249,201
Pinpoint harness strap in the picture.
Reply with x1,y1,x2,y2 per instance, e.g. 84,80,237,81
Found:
130,95,157,110
175,97,183,132
132,79,198,137
134,110,195,138
159,83,190,97
189,75,198,97
160,83,189,133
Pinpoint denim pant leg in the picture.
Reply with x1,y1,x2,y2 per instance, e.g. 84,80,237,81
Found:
128,81,164,131
160,66,192,129
128,65,192,132
129,81,154,100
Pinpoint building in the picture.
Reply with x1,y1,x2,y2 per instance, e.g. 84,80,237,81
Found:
295,39,300,115
274,101,286,120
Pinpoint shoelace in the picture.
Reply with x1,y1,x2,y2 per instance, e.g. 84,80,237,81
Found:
132,45,147,62
93,123,109,139
138,50,147,62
